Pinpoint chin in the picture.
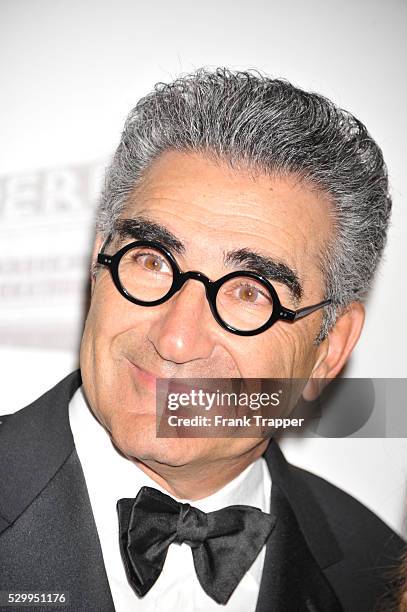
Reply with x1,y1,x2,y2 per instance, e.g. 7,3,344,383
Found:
109,413,200,467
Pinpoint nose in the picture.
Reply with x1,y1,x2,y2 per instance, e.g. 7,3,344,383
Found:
148,277,218,364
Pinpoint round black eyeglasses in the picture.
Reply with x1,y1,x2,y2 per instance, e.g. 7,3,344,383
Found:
97,239,332,337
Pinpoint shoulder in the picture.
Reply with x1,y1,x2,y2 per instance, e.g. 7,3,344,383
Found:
0,371,82,529
297,464,406,610
290,461,405,593
0,370,81,435
269,439,402,543
293,462,399,540
268,438,406,564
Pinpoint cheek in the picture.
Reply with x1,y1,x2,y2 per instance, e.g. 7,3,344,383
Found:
86,276,156,344
232,324,318,378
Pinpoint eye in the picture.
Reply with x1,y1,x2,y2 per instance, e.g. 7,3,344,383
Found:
132,251,171,274
238,283,258,302
227,281,272,306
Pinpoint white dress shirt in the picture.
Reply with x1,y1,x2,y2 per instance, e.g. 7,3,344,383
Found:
68,385,272,612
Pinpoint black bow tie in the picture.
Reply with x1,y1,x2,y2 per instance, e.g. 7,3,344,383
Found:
117,485,276,605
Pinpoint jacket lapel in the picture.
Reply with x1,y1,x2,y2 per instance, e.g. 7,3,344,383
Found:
255,440,343,611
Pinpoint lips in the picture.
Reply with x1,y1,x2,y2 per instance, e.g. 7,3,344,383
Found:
125,358,236,395
127,360,159,393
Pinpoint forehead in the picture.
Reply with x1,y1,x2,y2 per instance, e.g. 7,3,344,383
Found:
122,151,333,272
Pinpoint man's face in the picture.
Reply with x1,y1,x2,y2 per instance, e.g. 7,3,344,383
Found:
80,151,332,469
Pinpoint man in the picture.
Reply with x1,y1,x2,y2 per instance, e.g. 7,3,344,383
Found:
0,68,404,612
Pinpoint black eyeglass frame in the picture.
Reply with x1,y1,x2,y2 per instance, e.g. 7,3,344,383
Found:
97,238,332,337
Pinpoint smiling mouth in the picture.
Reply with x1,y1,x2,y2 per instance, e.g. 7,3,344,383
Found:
126,359,239,397
127,360,159,393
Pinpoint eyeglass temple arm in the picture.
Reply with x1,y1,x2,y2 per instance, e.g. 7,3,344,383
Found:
295,299,332,321
279,299,332,322
96,234,114,267
100,233,113,253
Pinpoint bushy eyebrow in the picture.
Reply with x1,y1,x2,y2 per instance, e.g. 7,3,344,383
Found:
223,249,302,301
113,216,185,254
110,215,303,302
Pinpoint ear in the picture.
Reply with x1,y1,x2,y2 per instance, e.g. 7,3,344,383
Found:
302,302,365,401
90,232,106,296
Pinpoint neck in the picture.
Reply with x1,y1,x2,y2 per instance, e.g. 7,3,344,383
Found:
130,439,269,500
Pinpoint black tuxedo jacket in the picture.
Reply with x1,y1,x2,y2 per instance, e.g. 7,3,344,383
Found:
0,370,404,612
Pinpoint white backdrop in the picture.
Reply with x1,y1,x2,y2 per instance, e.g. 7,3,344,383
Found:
1,0,407,535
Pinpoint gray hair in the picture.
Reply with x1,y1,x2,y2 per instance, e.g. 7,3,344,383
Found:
96,68,392,341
